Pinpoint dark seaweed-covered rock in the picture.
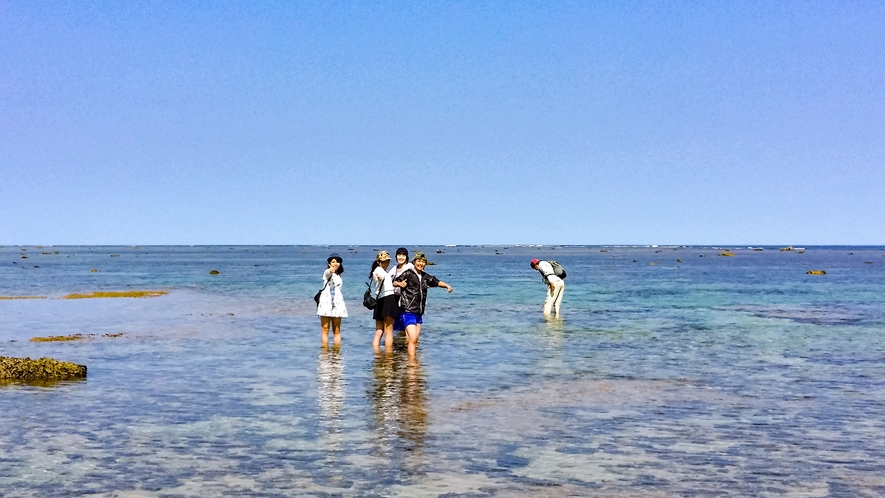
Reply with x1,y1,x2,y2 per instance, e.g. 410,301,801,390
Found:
0,356,87,380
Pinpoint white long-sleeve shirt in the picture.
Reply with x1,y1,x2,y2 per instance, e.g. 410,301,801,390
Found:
537,260,563,286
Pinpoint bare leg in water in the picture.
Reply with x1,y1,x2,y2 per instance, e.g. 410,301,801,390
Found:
321,316,342,346
372,316,394,351
405,322,422,357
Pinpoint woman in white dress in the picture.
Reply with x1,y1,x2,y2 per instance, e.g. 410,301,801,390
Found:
317,253,347,346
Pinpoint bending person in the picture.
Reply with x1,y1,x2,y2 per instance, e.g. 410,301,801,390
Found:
393,251,452,356
530,258,564,318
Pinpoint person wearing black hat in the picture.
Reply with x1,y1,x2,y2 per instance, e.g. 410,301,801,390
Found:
387,247,414,332
317,253,347,346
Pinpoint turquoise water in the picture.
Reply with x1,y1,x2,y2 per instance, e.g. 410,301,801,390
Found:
1,245,884,496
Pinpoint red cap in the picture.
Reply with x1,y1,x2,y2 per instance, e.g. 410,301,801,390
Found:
530,258,540,267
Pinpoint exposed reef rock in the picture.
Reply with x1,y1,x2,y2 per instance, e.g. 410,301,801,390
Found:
806,270,826,275
30,333,125,342
0,356,87,380
0,296,47,300
63,291,167,299
209,270,221,275
31,334,85,342
719,251,735,257
780,246,793,251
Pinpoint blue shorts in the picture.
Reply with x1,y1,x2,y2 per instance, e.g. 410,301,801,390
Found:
399,312,423,328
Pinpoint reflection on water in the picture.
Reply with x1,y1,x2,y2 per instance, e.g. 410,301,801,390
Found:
317,345,346,452
368,351,428,477
0,378,87,389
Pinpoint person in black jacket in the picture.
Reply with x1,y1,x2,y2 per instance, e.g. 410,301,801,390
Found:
392,251,453,356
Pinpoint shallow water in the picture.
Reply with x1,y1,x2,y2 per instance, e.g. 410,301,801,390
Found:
2,245,884,496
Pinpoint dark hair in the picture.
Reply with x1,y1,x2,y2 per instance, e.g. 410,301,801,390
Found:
328,260,344,275
369,260,380,279
326,253,343,274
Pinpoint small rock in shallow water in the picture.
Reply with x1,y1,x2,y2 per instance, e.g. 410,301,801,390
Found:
806,270,826,275
719,251,735,257
209,270,221,275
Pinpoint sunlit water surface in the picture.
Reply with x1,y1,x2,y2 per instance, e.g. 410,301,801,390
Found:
1,245,884,497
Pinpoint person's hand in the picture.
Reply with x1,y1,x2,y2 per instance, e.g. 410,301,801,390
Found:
446,286,453,293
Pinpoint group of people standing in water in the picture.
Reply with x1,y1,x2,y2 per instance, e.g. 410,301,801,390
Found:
315,247,452,356
316,248,565,354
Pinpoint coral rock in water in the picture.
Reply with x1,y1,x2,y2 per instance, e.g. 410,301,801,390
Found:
806,270,826,275
0,356,87,380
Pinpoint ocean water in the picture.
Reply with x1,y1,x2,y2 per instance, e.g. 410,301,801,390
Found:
1,245,884,497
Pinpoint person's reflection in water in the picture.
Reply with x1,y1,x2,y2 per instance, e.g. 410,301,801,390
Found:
317,345,346,454
367,350,428,479
399,354,428,448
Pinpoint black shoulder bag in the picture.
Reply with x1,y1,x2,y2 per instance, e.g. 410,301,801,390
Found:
363,278,382,310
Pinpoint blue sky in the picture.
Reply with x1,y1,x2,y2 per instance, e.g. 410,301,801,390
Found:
2,1,883,245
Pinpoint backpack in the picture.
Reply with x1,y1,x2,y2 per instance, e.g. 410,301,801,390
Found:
549,260,567,279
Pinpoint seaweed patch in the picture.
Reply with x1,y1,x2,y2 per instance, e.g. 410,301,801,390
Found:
62,291,168,299
0,356,87,380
